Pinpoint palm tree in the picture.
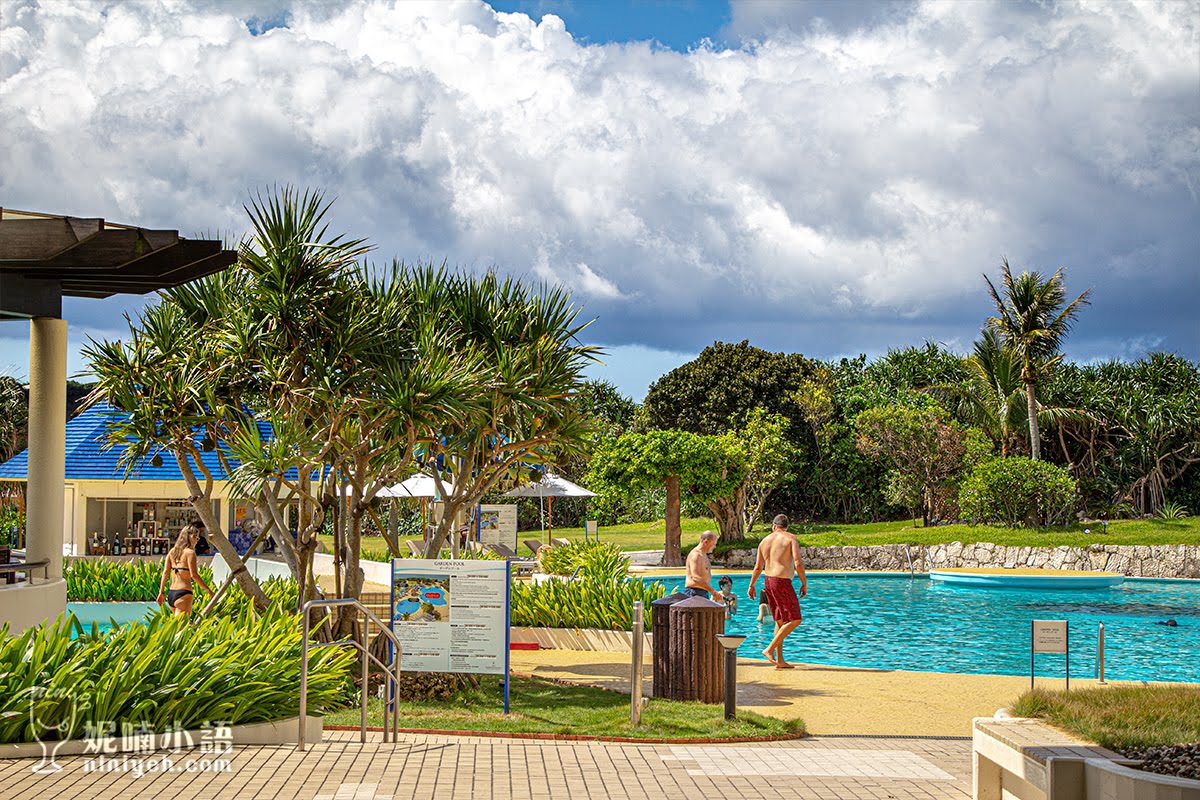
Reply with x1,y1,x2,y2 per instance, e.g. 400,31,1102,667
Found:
983,260,1091,460
929,329,1097,458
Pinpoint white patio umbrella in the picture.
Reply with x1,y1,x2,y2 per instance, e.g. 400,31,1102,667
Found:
377,473,458,549
502,472,596,537
379,473,456,499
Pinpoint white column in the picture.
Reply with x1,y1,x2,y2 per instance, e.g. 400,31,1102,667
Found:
26,317,67,579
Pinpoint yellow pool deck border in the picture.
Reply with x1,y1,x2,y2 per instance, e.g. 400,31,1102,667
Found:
508,648,1192,738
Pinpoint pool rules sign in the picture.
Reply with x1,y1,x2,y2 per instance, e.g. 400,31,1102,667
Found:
390,559,511,677
1030,619,1070,691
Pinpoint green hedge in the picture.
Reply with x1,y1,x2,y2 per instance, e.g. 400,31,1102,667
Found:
0,606,353,744
510,575,664,631
537,541,629,579
66,558,215,602
959,457,1080,526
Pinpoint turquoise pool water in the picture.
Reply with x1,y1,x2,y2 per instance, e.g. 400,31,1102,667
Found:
67,602,156,634
653,574,1199,682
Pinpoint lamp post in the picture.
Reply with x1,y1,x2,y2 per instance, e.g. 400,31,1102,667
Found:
714,634,746,721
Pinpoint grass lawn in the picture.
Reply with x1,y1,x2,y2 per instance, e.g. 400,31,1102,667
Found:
343,516,1200,560
324,674,803,740
542,516,1200,555
1010,686,1200,751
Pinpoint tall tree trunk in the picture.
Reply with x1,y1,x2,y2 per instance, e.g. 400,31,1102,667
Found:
663,474,683,567
706,487,746,543
177,456,270,610
1026,380,1041,461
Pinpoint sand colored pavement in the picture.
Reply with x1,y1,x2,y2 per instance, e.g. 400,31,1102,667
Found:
510,648,1114,737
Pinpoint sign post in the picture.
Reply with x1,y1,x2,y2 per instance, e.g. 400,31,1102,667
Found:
390,558,513,712
1030,619,1070,692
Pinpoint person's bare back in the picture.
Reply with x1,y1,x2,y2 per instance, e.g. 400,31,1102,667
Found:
758,529,802,579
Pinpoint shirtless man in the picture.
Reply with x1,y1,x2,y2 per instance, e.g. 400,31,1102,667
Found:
683,530,720,599
747,514,806,669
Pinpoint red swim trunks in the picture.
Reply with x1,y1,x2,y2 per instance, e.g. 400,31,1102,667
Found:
763,576,801,624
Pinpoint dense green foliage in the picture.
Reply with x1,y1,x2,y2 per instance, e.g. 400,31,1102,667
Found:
587,429,743,562
0,502,21,548
958,457,1080,525
65,558,215,602
536,541,629,578
642,339,820,438
510,575,665,631
0,607,352,744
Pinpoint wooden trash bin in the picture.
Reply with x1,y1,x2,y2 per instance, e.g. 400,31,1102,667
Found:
667,596,726,703
651,592,687,698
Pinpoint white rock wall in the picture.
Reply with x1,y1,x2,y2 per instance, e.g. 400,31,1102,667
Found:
722,542,1200,578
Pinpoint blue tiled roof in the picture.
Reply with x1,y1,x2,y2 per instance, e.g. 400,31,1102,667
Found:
0,404,251,481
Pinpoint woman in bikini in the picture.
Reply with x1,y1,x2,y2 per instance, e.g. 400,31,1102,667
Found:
157,525,214,615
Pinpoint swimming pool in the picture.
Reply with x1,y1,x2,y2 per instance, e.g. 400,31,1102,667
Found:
67,601,156,634
652,573,1200,683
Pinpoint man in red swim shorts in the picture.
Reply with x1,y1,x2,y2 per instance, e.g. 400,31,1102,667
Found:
747,514,806,669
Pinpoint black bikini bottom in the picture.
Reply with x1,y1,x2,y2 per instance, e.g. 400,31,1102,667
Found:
167,588,193,608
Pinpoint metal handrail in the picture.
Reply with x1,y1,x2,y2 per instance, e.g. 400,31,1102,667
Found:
903,546,914,577
1095,622,1106,684
298,598,403,751
0,558,51,584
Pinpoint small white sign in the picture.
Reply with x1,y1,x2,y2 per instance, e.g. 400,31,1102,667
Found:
478,504,518,551
1032,620,1068,653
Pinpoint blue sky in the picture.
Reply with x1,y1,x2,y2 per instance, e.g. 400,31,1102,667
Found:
489,0,732,50
2,0,1197,401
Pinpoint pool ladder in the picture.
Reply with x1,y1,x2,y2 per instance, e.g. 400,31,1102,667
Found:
1095,622,1107,684
298,597,403,751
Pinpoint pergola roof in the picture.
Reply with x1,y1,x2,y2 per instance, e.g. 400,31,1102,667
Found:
0,207,237,319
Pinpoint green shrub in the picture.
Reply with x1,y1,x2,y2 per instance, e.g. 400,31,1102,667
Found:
66,558,215,602
510,575,664,631
958,457,1079,526
537,541,629,579
0,606,353,744
1156,501,1190,520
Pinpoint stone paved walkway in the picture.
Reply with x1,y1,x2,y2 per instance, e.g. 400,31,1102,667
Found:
1,730,971,800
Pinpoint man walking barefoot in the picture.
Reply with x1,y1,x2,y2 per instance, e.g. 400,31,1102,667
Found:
747,514,806,669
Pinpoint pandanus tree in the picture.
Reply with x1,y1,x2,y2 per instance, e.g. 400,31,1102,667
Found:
85,187,597,637
411,269,601,558
984,260,1091,461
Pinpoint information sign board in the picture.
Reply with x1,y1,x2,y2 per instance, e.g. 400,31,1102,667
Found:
1032,620,1068,653
1029,619,1070,692
390,559,510,676
477,504,518,551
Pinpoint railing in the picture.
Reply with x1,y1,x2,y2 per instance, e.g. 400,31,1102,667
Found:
1095,621,1106,684
0,558,51,585
903,545,914,577
298,598,403,752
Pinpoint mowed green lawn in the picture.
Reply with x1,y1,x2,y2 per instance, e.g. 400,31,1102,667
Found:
348,516,1200,559
542,516,1200,554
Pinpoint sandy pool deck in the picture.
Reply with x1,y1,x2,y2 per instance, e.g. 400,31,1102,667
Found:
510,648,1144,737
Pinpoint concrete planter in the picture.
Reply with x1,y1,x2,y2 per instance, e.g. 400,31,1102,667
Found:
972,715,1200,799
0,715,323,759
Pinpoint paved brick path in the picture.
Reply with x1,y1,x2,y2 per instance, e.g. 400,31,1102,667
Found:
1,730,971,799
